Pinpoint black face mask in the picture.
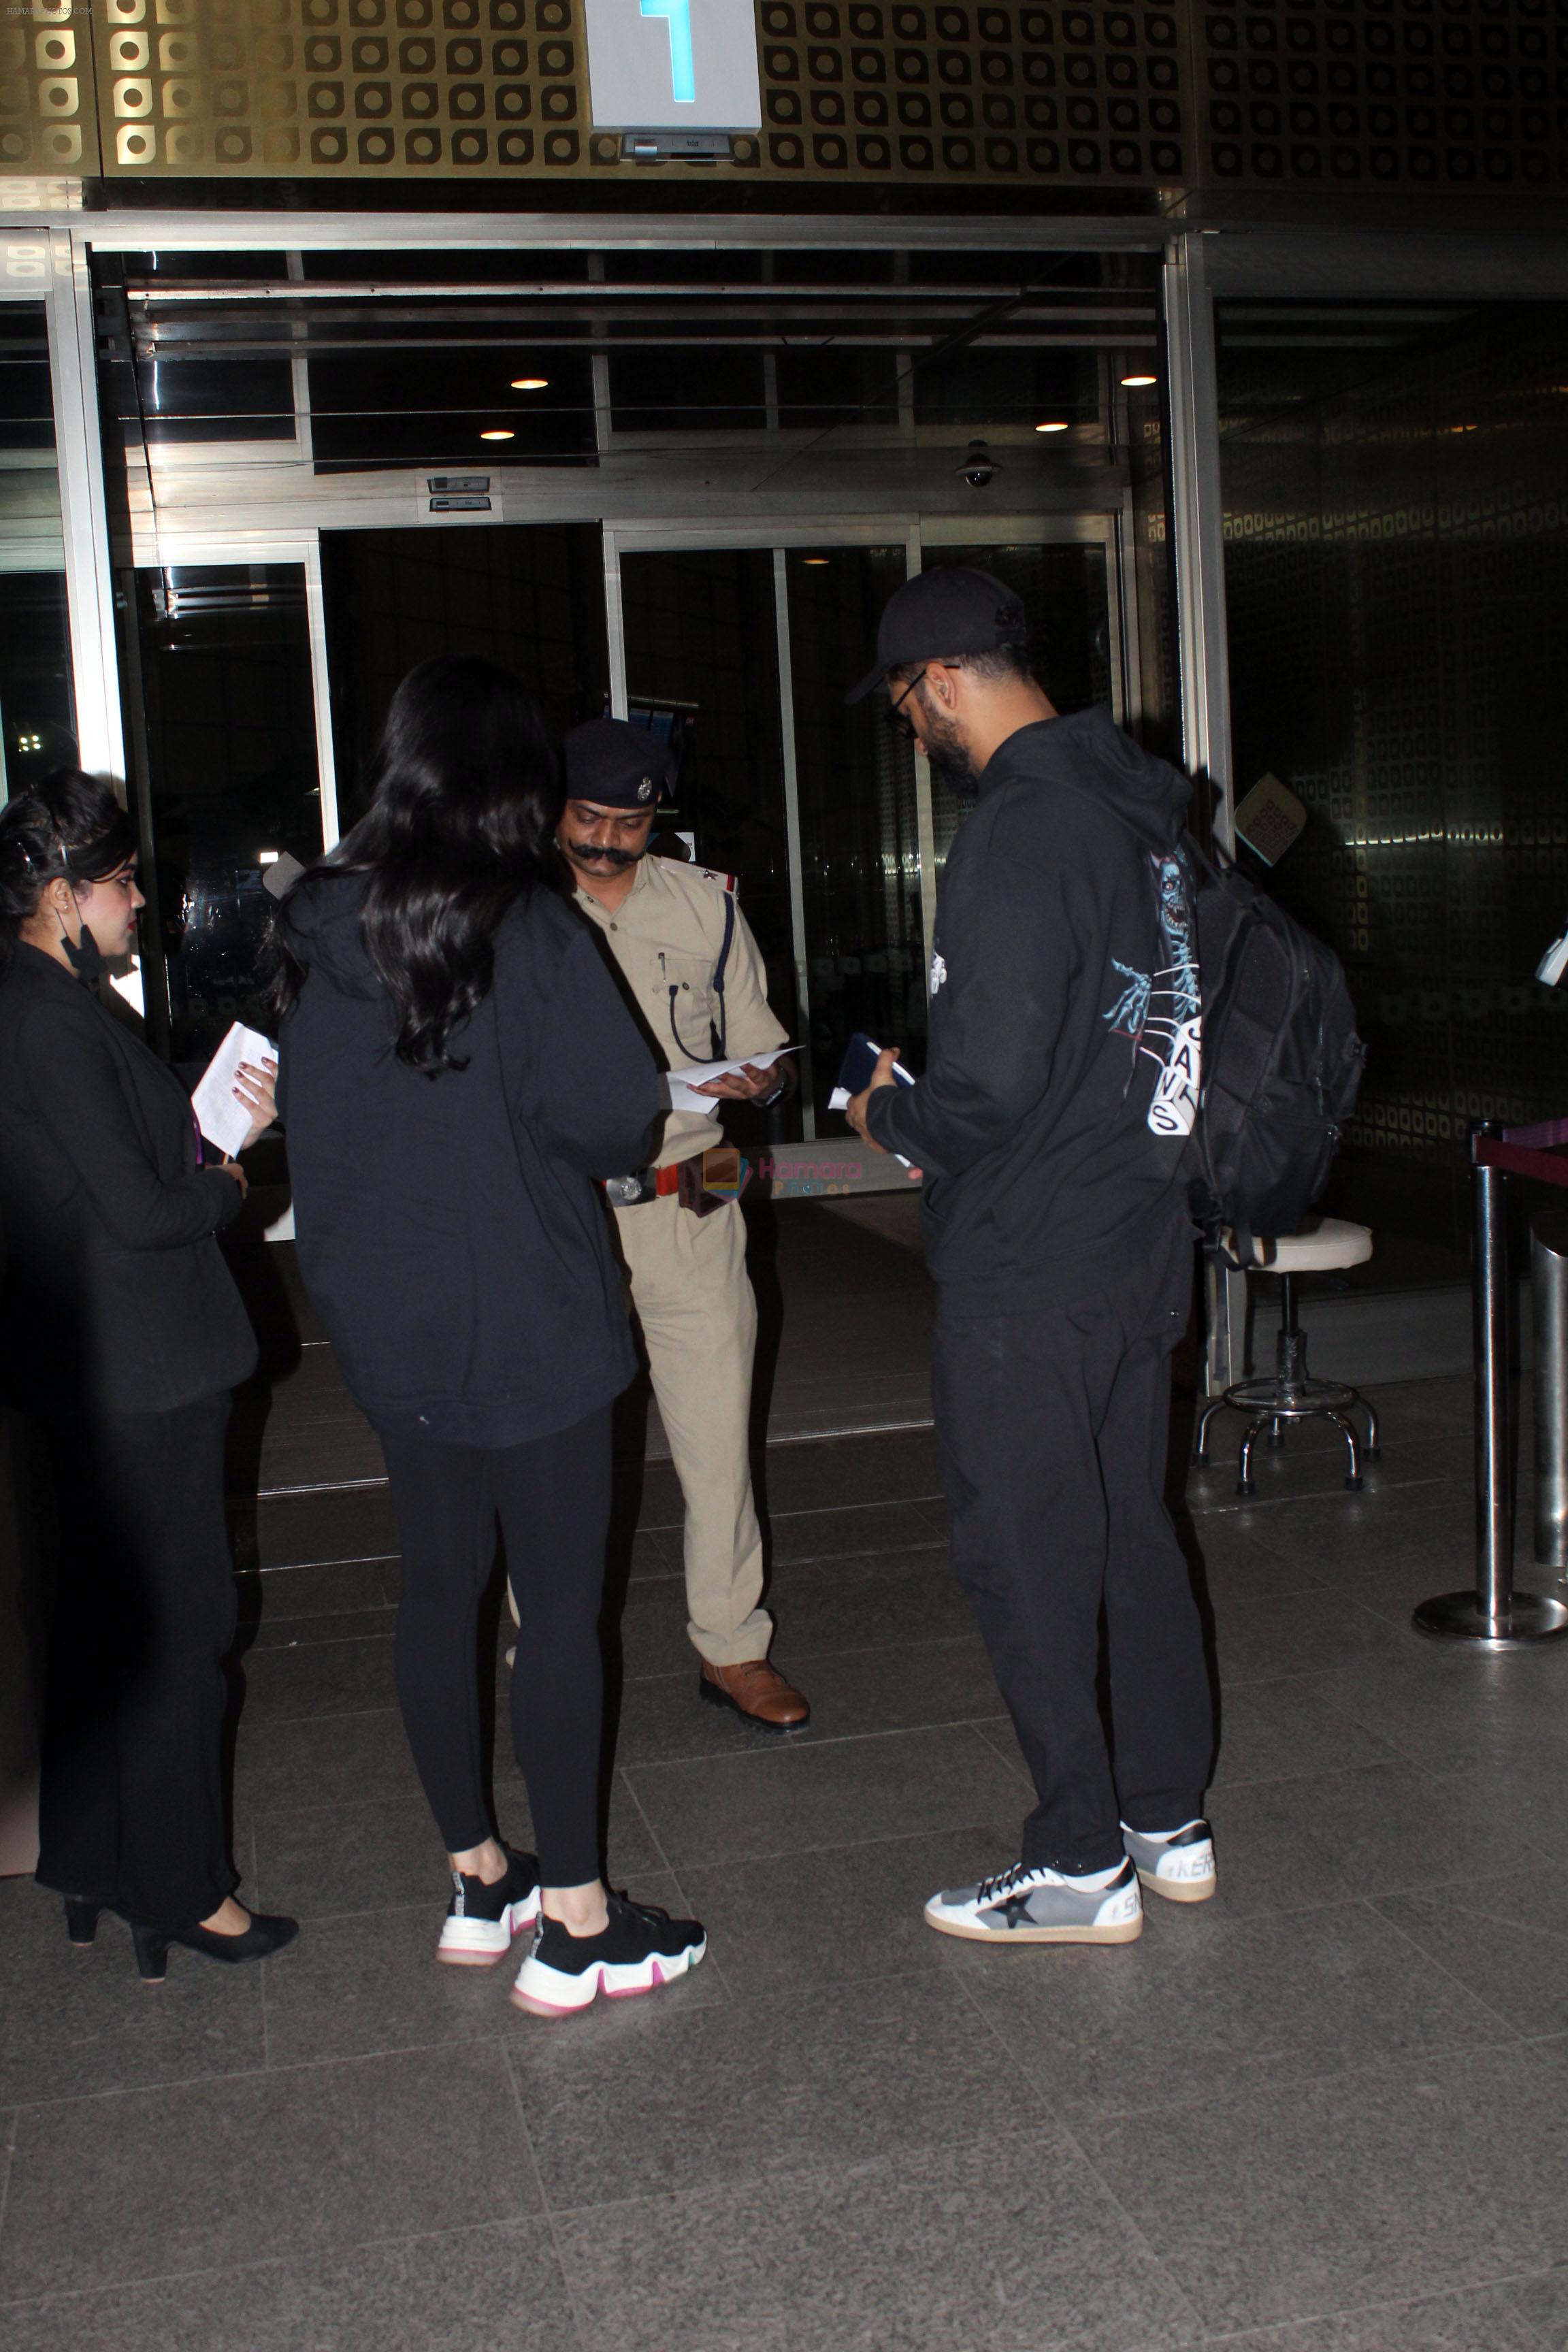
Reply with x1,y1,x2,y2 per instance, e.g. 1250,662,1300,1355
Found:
58,912,106,983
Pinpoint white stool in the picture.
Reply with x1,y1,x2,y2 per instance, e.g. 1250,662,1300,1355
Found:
1192,1218,1380,1497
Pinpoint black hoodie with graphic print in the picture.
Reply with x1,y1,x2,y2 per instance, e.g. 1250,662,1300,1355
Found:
865,706,1200,1318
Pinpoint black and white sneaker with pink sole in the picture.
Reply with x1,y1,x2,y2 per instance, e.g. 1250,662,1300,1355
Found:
510,1893,706,2017
437,1842,542,1966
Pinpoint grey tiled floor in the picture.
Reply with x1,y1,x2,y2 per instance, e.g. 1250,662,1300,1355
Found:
10,1373,1568,2349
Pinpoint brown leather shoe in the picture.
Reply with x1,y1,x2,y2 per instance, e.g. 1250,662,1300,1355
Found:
699,1656,811,1731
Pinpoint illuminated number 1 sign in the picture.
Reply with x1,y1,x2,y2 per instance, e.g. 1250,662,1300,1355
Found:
640,0,696,102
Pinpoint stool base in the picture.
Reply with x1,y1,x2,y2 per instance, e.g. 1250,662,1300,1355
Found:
1413,1589,1568,1646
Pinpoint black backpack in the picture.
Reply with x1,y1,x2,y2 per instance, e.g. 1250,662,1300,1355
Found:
1183,838,1366,1263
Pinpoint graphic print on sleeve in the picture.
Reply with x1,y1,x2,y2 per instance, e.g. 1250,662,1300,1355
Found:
1101,850,1203,1138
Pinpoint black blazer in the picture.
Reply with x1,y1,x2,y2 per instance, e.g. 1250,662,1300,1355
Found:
0,944,257,1416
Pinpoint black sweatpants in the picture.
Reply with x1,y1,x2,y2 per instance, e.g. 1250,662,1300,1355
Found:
36,1392,240,1931
378,1406,612,1889
932,1216,1214,1876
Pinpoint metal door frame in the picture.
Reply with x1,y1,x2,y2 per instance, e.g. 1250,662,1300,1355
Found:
606,508,1131,1138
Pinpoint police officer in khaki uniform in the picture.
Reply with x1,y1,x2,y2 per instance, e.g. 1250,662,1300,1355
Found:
559,718,810,1731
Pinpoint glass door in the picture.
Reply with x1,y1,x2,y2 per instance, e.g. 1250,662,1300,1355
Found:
612,521,1128,1139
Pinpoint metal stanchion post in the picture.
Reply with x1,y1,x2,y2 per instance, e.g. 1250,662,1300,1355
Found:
1415,1124,1568,1643
1533,1209,1568,1573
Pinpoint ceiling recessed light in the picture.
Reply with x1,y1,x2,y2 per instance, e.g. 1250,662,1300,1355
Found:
1120,373,1158,389
510,376,549,390
802,555,830,565
1034,420,1071,433
480,428,514,441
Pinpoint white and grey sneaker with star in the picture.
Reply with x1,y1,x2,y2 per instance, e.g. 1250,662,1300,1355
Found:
924,1857,1143,1944
1121,1818,1216,1904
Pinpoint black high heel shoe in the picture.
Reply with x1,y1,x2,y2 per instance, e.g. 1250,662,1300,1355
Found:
64,1898,103,1948
132,1910,299,1984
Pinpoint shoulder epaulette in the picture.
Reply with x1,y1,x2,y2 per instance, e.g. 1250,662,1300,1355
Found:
696,866,738,894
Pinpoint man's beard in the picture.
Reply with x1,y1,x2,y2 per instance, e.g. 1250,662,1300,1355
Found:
920,707,981,800
563,838,644,871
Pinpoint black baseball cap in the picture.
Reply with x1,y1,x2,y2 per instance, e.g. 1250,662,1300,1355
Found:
846,565,1029,704
562,717,676,810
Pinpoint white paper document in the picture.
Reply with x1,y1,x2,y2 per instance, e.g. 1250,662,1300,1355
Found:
191,1021,276,1160
662,1045,796,1118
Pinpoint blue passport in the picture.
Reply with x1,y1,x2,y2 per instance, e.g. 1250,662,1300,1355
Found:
834,1031,917,1100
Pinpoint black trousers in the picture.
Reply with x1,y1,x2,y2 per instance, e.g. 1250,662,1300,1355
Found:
35,1392,240,1931
932,1217,1215,1876
378,1407,612,1889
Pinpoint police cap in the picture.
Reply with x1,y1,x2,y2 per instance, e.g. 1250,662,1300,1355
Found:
562,717,676,810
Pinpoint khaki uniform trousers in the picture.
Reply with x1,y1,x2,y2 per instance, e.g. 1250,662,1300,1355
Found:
615,1194,771,1668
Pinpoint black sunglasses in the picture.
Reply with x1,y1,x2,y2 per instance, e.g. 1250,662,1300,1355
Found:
882,666,929,739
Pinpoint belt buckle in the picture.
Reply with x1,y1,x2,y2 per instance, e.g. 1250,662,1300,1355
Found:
604,1168,657,1207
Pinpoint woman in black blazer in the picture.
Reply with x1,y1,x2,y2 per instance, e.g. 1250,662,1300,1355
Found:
0,770,297,1980
278,657,706,2017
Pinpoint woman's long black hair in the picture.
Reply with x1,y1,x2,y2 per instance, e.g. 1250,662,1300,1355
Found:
274,655,560,1075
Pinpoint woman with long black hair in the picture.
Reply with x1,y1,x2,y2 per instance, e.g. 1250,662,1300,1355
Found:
276,655,706,2016
0,768,296,1980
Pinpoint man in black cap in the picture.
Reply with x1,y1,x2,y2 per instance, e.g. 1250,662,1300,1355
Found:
844,566,1215,1948
553,717,811,1732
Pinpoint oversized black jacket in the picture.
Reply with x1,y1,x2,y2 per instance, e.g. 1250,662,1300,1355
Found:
0,943,257,1415
277,874,659,1446
866,707,1200,1316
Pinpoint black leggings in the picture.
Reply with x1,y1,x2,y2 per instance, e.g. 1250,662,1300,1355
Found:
378,1407,612,1888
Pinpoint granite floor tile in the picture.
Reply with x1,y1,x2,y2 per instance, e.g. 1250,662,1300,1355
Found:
1196,2279,1552,2349
1506,2264,1568,2347
236,1631,398,1725
964,1897,1509,2123
551,2127,1203,2352
242,1602,398,1654
0,2222,577,2352
1091,2040,1568,2334
0,1880,266,2108
753,1427,943,1515
1208,1679,1405,1791
233,1705,424,1821
778,1633,1007,1739
1304,1646,1568,1778
1209,1760,1550,1919
510,1970,1009,2211
247,1557,393,1622
1373,1867,1568,2037
261,1874,709,2067
763,1548,975,1659
0,2042,536,2301
250,1774,666,1921
624,1722,1030,1869
676,1823,1022,1999
1188,1535,1330,1608
765,1499,948,1567
610,1549,973,1683
1210,1589,1409,1688
595,1666,822,1767
244,1484,400,1574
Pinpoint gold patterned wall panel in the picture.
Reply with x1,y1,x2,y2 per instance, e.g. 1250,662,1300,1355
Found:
0,1,97,175
1197,0,1565,200
82,0,1192,187
2,0,1563,193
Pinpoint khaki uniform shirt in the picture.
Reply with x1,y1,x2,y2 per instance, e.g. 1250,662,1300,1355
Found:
571,854,789,1169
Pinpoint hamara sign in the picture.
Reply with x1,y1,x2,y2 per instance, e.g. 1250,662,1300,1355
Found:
583,0,763,129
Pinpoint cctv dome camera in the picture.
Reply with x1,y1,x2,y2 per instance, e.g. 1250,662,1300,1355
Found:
956,439,1001,489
